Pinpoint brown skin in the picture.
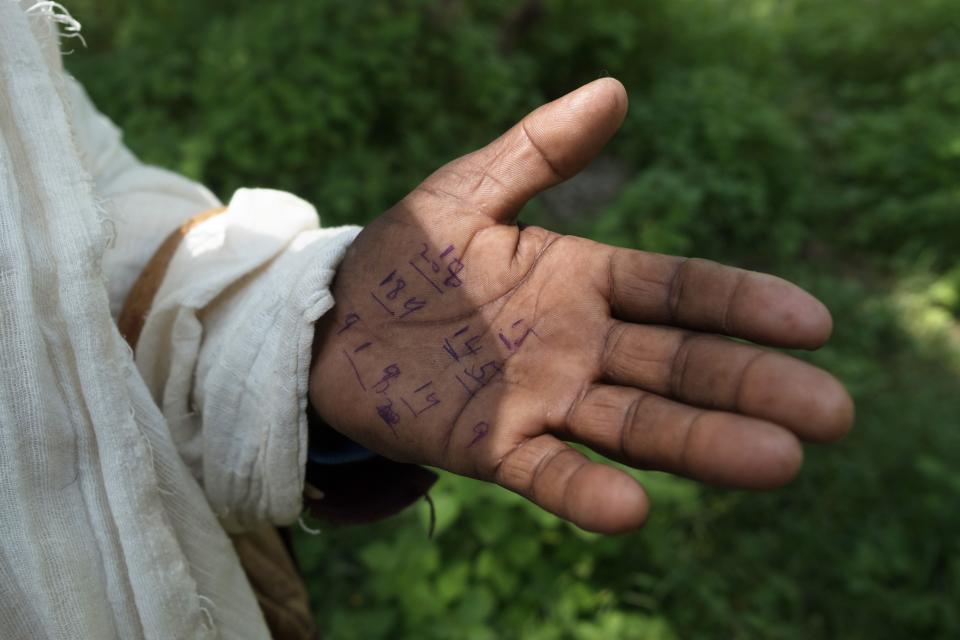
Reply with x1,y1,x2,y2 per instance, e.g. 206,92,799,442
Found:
309,78,854,535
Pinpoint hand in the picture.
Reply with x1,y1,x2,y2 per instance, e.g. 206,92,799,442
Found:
309,78,854,534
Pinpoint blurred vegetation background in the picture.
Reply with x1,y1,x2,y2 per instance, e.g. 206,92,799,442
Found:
66,1,960,638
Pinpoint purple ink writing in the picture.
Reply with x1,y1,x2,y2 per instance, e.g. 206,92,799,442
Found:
412,243,465,291
442,325,482,362
444,257,464,287
400,380,441,417
498,318,539,352
342,350,366,391
380,270,407,300
410,259,443,294
467,421,489,448
337,313,361,334
371,268,428,319
465,360,502,386
370,291,395,316
455,360,503,397
373,364,401,394
376,400,401,431
400,297,427,318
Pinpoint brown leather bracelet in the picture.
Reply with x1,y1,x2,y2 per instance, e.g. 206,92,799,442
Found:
117,206,226,349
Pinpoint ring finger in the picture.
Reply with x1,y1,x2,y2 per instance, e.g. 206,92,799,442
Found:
600,321,854,442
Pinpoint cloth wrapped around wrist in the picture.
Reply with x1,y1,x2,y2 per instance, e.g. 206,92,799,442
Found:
118,205,436,640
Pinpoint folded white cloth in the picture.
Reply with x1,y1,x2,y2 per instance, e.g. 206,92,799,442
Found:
137,189,360,531
0,3,358,638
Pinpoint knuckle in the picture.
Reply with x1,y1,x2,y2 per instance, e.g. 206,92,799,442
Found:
665,257,691,322
601,321,627,377
669,332,697,397
618,391,651,461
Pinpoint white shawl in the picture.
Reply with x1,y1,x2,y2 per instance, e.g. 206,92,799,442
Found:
0,3,358,637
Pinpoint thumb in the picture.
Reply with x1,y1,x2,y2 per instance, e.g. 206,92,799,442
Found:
416,77,628,223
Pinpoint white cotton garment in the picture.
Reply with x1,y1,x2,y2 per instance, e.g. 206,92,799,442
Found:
0,3,359,638
136,189,360,532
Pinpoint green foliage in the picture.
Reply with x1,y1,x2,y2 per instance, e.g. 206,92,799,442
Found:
785,0,960,265
64,0,960,638
66,0,541,226
294,470,696,639
68,0,960,262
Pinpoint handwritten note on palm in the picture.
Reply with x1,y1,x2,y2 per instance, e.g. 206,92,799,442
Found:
310,79,854,534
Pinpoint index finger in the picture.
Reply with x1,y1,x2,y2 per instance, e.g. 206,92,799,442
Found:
607,250,833,349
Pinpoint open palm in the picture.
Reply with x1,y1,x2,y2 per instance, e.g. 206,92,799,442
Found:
309,78,853,534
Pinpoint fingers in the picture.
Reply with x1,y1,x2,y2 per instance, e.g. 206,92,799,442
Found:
494,433,649,534
601,322,855,442
608,251,833,349
415,78,628,223
564,385,804,489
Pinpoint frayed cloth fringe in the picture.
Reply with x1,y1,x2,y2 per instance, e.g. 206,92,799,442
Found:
23,1,86,48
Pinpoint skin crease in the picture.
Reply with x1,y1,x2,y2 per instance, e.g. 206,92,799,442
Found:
308,78,855,535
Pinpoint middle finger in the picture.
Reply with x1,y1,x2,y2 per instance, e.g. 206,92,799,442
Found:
599,321,853,442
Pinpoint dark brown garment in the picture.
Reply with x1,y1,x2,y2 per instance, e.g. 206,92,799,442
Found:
231,527,318,640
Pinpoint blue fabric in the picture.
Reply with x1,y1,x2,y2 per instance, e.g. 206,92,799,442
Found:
307,439,377,465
